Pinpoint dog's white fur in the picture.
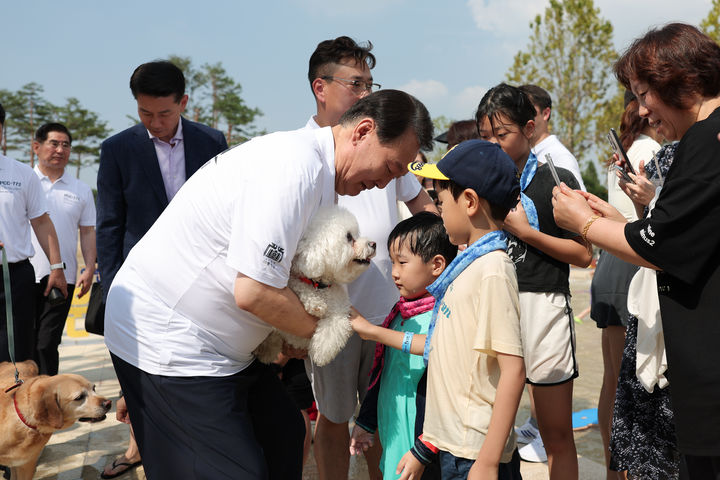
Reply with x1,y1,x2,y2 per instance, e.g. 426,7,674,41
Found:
253,206,375,366
0,360,111,480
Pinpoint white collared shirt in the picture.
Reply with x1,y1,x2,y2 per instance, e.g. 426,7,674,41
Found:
105,127,337,376
0,154,47,262
30,166,95,283
148,120,186,201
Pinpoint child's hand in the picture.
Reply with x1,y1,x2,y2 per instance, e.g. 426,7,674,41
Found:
503,201,531,238
396,450,425,480
349,309,375,340
467,459,499,480
349,425,374,456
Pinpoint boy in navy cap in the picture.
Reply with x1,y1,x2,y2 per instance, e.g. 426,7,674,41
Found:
400,140,526,479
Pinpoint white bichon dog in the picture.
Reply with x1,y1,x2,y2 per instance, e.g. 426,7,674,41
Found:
253,206,376,366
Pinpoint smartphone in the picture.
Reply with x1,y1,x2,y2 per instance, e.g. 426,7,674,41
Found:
544,153,562,188
612,164,635,184
607,128,636,176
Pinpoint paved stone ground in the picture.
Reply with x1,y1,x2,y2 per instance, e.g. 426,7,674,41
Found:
34,266,606,479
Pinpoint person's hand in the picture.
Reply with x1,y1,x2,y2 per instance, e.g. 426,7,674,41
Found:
396,450,425,480
350,310,375,340
503,201,531,238
75,267,94,298
467,457,499,480
552,183,596,232
619,160,657,208
281,341,308,359
349,425,375,456
575,190,627,223
45,269,68,297
116,396,131,424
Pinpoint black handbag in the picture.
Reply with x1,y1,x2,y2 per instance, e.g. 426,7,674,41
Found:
84,282,105,335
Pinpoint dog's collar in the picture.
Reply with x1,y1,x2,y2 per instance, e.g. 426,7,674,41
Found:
298,276,331,289
13,394,37,430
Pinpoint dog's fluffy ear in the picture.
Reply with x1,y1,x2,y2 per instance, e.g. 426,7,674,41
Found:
32,380,64,429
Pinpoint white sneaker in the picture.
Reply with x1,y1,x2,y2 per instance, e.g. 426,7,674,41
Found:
519,435,548,463
514,418,539,444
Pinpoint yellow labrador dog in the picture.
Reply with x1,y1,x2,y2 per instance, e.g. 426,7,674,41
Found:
0,360,111,480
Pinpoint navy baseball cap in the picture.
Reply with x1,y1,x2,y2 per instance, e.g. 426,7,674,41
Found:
408,140,520,210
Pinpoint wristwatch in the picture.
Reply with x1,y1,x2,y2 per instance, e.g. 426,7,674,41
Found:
49,262,66,271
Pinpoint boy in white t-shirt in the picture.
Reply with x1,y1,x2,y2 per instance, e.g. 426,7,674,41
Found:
404,140,525,479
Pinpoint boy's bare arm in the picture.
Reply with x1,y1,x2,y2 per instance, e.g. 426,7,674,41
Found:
351,311,426,356
469,352,525,478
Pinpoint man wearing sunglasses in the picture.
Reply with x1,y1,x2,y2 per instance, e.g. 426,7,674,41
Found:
304,36,437,480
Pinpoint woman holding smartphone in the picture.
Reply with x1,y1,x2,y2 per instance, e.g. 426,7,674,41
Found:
553,23,720,478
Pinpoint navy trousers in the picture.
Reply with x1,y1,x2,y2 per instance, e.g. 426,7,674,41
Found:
112,354,305,480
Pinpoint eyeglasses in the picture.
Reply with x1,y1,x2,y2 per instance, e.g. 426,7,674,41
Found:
46,140,71,150
321,76,381,93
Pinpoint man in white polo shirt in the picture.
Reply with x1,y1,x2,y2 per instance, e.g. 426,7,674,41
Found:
305,36,437,480
0,103,67,366
29,123,96,375
104,90,433,480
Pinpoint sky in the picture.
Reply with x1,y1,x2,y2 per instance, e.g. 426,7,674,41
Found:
1,0,713,186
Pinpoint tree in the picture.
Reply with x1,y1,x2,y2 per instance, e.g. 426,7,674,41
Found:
702,0,720,43
168,56,262,145
506,0,618,165
0,83,55,165
55,97,111,178
426,115,453,164
581,157,607,201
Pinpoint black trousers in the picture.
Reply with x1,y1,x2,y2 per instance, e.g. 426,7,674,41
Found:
111,354,305,480
34,276,75,375
0,259,36,363
681,454,720,479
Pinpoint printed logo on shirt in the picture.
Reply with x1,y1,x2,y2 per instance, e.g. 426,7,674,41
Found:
640,227,655,246
63,192,81,205
263,243,285,263
0,180,22,192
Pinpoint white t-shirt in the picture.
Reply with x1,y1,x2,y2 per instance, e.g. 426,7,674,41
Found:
104,127,337,376
607,134,660,222
0,154,47,262
305,117,422,323
30,167,96,283
533,134,586,191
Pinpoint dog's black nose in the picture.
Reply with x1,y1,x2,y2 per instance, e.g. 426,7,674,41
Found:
368,241,376,250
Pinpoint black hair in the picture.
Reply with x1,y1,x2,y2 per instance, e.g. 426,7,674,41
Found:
339,89,434,151
476,83,536,134
35,122,72,144
130,60,186,102
387,211,457,264
308,36,376,87
519,84,552,111
434,178,513,221
0,102,5,126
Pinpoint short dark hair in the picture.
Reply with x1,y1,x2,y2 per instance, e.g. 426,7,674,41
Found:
130,60,186,102
615,23,720,110
339,89,434,151
434,178,512,221
35,123,72,144
308,36,376,87
476,83,536,135
519,84,552,111
387,211,457,265
446,120,480,149
0,102,5,126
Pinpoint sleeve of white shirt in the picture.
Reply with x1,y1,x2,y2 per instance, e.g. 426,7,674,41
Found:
225,160,324,289
396,171,423,202
79,183,97,227
25,169,48,220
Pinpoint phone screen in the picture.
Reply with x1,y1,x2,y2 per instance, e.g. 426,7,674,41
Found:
607,128,636,176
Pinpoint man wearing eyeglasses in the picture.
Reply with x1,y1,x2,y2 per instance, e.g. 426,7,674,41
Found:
0,104,67,368
304,36,438,480
29,123,96,376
